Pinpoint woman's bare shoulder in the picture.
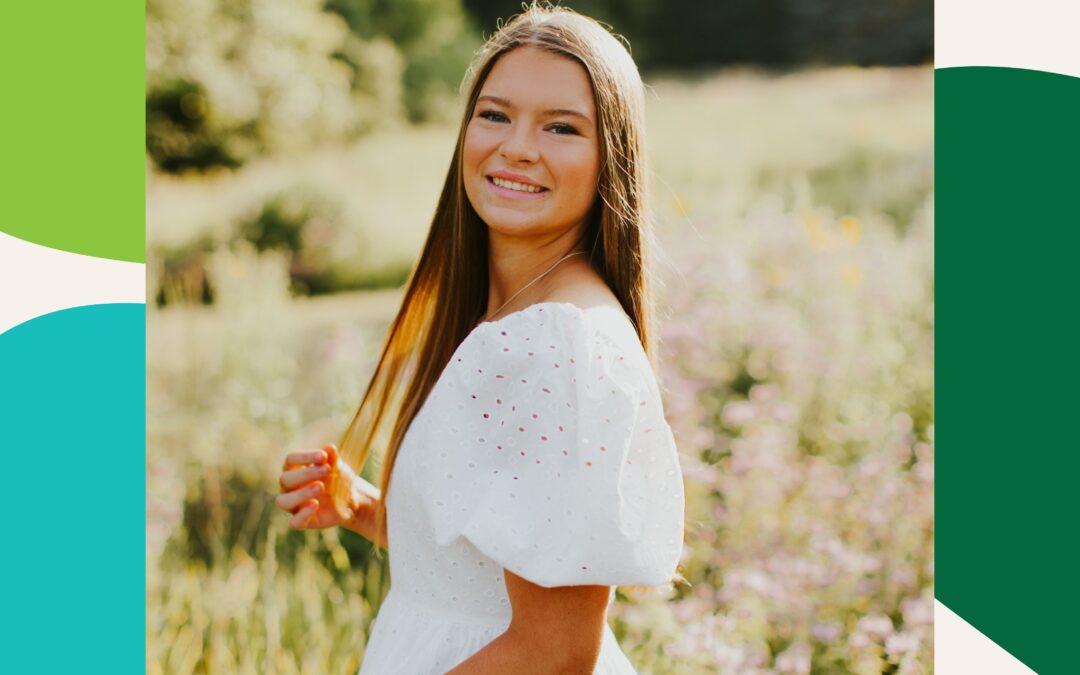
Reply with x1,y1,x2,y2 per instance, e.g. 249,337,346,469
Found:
539,264,623,314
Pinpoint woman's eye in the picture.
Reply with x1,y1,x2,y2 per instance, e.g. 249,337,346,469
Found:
548,123,579,136
478,110,508,123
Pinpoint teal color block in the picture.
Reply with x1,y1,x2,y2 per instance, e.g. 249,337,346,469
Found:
0,304,145,672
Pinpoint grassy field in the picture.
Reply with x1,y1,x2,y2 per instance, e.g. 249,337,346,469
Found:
148,65,934,674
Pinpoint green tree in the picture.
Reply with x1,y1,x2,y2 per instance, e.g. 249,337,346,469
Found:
147,0,405,172
325,0,483,122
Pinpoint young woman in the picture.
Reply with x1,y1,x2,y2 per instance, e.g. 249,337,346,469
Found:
276,5,685,673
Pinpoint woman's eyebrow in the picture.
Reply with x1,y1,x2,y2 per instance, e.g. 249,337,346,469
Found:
477,95,592,122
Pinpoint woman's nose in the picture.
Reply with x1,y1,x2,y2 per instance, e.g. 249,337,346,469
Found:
499,125,539,164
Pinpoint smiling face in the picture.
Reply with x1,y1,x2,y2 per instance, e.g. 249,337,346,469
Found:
462,46,601,240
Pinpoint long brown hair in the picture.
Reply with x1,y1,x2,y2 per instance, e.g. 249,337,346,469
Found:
330,2,666,569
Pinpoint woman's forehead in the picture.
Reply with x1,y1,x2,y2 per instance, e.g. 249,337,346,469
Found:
480,46,596,115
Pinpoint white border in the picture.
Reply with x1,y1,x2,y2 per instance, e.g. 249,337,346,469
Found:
936,0,1080,79
0,231,145,336
936,600,1038,674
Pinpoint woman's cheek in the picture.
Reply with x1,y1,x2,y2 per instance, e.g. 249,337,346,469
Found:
467,125,497,150
565,149,600,189
463,124,486,158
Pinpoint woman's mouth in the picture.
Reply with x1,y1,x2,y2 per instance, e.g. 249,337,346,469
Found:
486,175,549,199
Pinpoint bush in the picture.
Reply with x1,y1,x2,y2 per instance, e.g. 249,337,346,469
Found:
152,232,221,307
151,185,414,306
326,0,483,123
146,0,401,173
147,0,482,172
146,79,244,173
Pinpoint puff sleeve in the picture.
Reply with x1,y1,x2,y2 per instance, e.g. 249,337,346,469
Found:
427,304,684,588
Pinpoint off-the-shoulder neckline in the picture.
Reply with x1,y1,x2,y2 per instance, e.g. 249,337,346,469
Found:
474,301,631,331
449,301,643,374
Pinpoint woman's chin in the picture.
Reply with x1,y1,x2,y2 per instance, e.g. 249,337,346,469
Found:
478,210,547,234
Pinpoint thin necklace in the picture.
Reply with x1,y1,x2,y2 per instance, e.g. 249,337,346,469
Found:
482,251,585,323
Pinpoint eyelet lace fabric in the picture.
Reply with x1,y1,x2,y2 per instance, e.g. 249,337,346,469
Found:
357,302,685,674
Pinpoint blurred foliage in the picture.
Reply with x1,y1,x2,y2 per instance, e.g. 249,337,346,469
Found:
148,243,393,672
325,0,483,122
758,146,934,237
464,0,933,70
647,194,934,672
146,0,479,173
151,185,413,306
153,231,219,307
146,79,244,173
146,0,379,172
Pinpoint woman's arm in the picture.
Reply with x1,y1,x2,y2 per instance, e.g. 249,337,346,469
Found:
445,570,610,674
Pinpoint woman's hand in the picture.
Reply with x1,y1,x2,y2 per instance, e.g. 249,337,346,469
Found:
276,443,347,530
276,443,383,544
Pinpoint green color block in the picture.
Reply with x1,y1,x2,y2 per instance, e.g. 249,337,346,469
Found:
0,3,145,262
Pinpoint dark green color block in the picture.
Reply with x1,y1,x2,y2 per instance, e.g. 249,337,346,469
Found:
937,65,1080,675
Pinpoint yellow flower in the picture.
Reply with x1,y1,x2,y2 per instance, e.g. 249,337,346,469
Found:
841,262,863,287
767,265,788,288
840,216,862,244
801,210,833,250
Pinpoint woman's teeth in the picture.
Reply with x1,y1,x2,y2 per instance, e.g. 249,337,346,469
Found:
491,176,544,193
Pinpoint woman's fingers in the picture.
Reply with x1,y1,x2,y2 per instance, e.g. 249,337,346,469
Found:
289,499,319,529
276,481,325,513
276,446,338,529
282,449,328,471
279,462,331,492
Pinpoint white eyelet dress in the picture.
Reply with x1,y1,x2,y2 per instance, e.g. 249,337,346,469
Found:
356,302,685,675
